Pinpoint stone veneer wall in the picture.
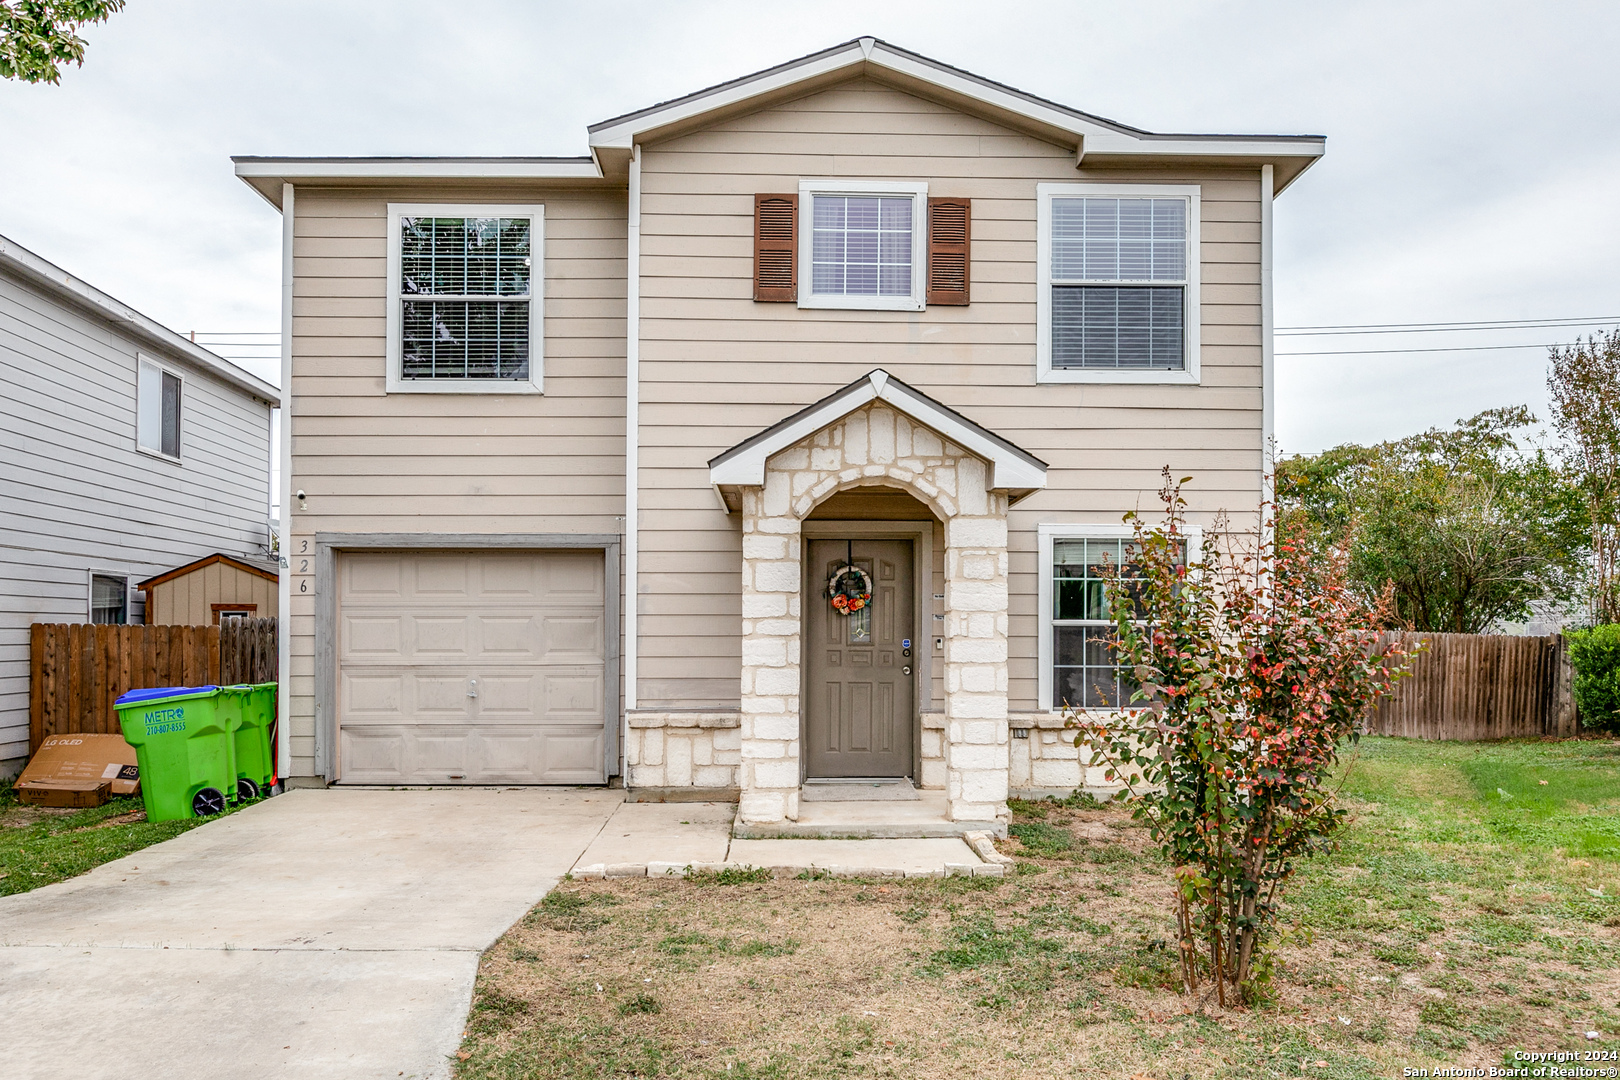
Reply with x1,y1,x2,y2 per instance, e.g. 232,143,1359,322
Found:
1006,714,1121,795
624,711,741,790
737,402,1010,825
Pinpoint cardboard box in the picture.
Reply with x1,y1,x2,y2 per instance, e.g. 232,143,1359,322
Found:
15,734,140,808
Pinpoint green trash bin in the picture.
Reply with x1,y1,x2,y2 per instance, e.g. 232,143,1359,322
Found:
225,683,276,801
114,685,235,822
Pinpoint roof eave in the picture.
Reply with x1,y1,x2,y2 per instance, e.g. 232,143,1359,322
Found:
585,36,1323,186
0,234,281,405
231,155,612,209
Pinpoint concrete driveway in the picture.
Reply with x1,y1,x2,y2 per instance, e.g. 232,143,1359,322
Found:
0,787,622,1079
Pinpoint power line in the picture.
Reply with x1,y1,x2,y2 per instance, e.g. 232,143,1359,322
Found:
1277,342,1563,357
1278,319,1620,338
1277,315,1620,335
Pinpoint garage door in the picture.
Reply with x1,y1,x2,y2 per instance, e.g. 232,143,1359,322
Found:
336,549,608,785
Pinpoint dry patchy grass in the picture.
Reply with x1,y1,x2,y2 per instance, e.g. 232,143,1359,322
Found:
455,738,1620,1079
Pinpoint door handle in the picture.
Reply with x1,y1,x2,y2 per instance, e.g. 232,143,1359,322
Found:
902,666,912,676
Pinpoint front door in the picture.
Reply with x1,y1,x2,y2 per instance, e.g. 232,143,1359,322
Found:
805,539,914,777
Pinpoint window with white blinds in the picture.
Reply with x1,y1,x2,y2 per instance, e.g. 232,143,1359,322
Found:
386,204,544,393
1037,184,1200,384
796,180,928,311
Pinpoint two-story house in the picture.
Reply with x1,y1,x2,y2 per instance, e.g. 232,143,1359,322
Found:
235,38,1321,829
0,233,281,777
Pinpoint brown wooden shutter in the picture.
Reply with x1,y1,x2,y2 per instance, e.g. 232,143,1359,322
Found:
753,194,797,302
926,197,971,306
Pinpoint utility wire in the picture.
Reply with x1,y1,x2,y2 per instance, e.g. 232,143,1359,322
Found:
1277,314,1620,333
1278,342,1565,357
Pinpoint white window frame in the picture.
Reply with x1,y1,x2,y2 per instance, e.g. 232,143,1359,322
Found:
385,203,545,395
88,571,130,625
797,179,928,312
1036,522,1204,712
1036,183,1201,385
136,353,183,462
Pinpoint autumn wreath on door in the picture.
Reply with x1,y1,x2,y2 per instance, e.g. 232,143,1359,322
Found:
826,563,873,615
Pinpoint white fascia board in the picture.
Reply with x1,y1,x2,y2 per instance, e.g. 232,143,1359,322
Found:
708,371,1046,492
709,381,881,486
588,44,867,149
0,233,281,405
874,377,1046,491
866,44,1111,141
1082,133,1326,160
232,158,602,181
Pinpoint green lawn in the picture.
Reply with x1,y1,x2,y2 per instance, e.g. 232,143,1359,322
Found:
453,736,1620,1080
0,777,249,896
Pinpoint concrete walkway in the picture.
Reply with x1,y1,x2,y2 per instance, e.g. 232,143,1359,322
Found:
0,788,623,1080
570,801,1008,878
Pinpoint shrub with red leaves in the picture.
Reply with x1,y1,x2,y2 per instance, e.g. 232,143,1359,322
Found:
1068,469,1412,1006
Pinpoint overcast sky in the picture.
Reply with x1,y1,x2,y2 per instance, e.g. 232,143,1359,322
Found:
2,0,1617,454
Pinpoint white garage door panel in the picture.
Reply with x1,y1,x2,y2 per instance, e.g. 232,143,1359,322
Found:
340,725,606,786
336,550,608,785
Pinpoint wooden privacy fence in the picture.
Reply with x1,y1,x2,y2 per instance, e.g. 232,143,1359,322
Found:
28,619,277,749
1365,632,1577,741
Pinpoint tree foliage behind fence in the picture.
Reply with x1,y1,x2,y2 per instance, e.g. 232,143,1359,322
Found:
1365,632,1576,740
28,619,277,750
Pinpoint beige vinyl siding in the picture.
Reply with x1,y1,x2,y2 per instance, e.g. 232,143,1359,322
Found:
636,76,1264,710
283,185,627,776
146,561,278,625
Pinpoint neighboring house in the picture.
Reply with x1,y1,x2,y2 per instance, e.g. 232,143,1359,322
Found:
0,234,280,777
138,552,280,625
234,38,1322,827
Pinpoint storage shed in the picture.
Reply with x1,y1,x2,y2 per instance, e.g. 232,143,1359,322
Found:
137,553,279,625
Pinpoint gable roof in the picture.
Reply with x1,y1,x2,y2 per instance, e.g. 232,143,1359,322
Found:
137,552,281,591
234,37,1323,205
708,369,1048,512
0,233,281,405
589,37,1323,190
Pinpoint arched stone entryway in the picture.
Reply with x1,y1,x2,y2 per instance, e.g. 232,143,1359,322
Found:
734,400,1013,826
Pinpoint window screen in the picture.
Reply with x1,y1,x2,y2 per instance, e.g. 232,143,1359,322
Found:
811,196,914,298
138,360,182,457
91,575,127,625
399,216,532,380
1049,197,1187,370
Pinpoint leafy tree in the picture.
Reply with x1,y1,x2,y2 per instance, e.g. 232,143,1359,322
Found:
1548,331,1620,625
1276,407,1586,633
0,1,125,84
1069,471,1411,1005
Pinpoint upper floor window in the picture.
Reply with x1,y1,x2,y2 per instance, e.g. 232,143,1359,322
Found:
1036,184,1201,384
797,181,927,311
385,204,544,394
137,355,182,459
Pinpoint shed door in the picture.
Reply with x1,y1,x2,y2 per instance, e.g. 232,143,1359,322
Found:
337,550,607,784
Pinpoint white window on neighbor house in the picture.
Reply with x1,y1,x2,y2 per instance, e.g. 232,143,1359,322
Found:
137,355,183,459
1036,524,1199,712
798,180,928,311
90,574,128,625
385,204,543,393
1036,184,1200,384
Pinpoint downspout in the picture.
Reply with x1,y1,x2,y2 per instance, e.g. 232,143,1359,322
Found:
1259,164,1275,530
276,181,294,783
623,145,641,765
